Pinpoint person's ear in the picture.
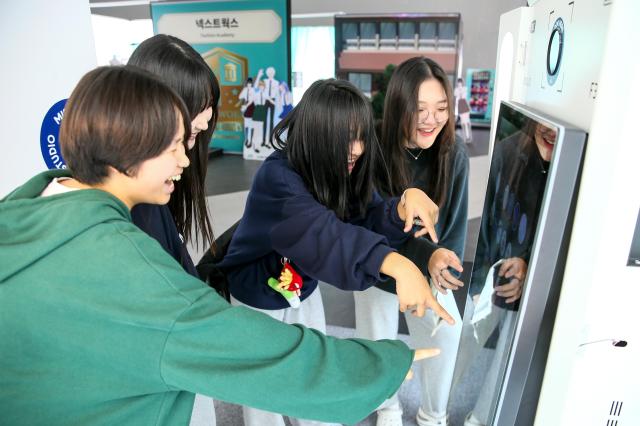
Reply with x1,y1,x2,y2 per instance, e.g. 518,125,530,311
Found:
106,165,121,178
107,164,137,179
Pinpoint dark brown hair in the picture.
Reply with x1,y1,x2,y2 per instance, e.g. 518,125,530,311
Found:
376,57,456,206
60,66,190,185
128,34,220,251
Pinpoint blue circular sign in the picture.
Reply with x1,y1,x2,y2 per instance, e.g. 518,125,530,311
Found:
40,99,67,169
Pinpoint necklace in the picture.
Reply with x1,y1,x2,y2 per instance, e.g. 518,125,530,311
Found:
405,146,424,160
536,151,549,174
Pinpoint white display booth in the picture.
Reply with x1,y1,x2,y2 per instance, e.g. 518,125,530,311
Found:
484,0,640,423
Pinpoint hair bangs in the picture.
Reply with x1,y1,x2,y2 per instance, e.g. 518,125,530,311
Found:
177,62,215,117
273,79,377,220
60,66,190,185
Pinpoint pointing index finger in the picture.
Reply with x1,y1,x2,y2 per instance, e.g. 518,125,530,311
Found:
413,348,441,362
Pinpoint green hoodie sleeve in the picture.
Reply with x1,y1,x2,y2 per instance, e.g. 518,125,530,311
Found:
160,290,414,425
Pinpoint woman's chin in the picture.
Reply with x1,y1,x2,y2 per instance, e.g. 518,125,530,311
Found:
415,135,437,150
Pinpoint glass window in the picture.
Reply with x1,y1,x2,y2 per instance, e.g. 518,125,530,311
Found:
348,73,372,96
419,22,437,39
380,22,396,39
399,22,415,39
342,22,358,41
359,22,376,39
292,26,336,104
439,22,458,40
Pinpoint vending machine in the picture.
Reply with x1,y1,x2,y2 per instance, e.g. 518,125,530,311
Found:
466,68,495,125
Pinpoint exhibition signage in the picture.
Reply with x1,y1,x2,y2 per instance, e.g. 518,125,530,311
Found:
151,0,291,160
40,99,68,170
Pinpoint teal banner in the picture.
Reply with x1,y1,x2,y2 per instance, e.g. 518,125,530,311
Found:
151,0,291,158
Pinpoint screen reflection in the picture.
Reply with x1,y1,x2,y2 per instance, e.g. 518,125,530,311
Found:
448,111,557,426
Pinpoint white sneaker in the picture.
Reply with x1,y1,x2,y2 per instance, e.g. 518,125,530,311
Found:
416,407,448,426
376,407,403,426
464,412,484,426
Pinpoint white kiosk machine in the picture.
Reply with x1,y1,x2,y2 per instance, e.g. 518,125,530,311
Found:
452,0,640,426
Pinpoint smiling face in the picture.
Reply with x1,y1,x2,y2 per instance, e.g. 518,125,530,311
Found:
348,140,364,174
187,106,213,150
121,116,190,207
534,122,557,162
410,79,449,150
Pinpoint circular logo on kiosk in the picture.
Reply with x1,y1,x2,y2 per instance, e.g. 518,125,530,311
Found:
40,99,67,169
546,18,565,86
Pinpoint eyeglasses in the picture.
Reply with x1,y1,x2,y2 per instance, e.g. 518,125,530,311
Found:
417,107,449,124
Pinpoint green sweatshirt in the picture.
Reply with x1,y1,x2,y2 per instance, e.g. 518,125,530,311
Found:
0,170,413,426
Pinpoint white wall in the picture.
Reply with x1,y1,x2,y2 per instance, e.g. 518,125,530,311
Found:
0,0,96,197
91,15,153,66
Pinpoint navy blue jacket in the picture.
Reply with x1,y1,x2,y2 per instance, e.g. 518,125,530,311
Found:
131,204,198,277
220,150,410,310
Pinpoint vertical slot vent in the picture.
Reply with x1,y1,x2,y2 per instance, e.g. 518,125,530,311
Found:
606,400,623,425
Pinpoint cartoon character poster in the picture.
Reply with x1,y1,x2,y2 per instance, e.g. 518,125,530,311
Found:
151,0,291,160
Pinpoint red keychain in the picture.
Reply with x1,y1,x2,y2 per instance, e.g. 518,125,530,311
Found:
267,258,303,308
279,260,303,293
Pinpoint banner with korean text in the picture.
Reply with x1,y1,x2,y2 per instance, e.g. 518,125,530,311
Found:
151,0,291,159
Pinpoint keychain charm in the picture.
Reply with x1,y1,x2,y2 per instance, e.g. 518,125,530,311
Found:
267,258,303,308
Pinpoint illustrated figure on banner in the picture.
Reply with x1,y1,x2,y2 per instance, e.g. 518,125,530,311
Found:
454,78,473,143
279,81,293,119
240,66,289,160
238,77,255,150
259,66,279,148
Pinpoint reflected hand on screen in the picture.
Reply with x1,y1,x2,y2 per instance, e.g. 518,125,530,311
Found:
495,257,527,303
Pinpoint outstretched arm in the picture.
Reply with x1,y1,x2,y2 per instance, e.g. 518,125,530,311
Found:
162,288,416,424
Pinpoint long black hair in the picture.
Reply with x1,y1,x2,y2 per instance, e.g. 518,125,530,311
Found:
272,79,386,220
376,57,455,206
128,34,220,252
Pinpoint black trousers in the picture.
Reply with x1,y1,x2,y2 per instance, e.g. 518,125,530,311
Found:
262,100,275,145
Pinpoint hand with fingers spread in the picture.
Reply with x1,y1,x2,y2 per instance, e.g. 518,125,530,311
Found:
397,188,439,242
495,257,527,303
428,248,464,295
379,252,455,324
405,348,441,380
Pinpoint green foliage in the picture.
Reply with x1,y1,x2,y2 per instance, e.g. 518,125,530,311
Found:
371,64,396,121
